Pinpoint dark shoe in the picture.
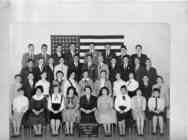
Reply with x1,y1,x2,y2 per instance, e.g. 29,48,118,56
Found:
160,132,164,136
152,132,156,135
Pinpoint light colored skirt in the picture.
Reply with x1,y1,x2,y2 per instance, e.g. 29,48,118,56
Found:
95,109,116,124
132,110,145,120
63,109,80,122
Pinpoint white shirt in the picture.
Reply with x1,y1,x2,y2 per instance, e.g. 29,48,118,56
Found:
35,79,50,95
54,63,68,80
126,79,139,92
148,96,165,112
13,95,29,113
48,93,64,112
113,79,127,97
100,79,106,88
115,94,131,112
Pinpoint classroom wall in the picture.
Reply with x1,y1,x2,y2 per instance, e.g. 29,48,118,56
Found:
0,1,188,140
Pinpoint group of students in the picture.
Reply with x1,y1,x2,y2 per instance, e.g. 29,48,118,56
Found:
9,42,169,137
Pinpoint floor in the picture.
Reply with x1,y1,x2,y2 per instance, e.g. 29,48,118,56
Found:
10,120,169,140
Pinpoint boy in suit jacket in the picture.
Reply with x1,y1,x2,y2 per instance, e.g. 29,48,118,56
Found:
131,44,148,67
65,43,78,67
117,44,130,66
97,55,109,80
68,54,82,82
120,56,133,82
36,43,50,65
82,55,98,82
21,43,37,68
102,44,116,66
109,57,120,83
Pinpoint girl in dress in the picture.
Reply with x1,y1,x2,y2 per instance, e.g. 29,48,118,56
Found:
29,86,46,136
10,74,23,106
48,85,64,136
11,88,29,136
94,70,112,97
63,86,79,136
131,89,146,136
96,87,116,136
148,88,165,135
80,86,97,123
115,85,131,136
126,72,139,97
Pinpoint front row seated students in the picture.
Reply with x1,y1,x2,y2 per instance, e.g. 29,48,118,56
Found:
63,86,79,136
11,88,29,136
148,88,165,135
29,86,46,136
80,86,97,124
131,89,146,136
115,85,131,136
48,85,64,136
95,87,116,137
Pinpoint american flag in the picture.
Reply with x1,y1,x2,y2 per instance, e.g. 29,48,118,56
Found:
51,35,125,63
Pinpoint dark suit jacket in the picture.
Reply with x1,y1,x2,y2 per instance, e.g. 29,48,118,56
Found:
145,67,157,86
65,51,79,67
120,64,133,82
131,53,148,67
52,53,64,66
117,54,131,66
20,67,37,83
68,63,82,82
82,63,98,82
109,64,120,83
21,53,37,68
35,65,48,81
134,65,146,84
23,80,35,100
101,50,116,65
86,50,100,65
45,65,54,84
36,53,50,65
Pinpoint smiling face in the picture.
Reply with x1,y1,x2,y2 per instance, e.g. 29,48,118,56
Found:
28,44,34,54
36,88,42,96
41,72,47,80
136,89,142,96
85,87,91,96
27,73,34,80
68,88,74,97
102,88,108,96
56,45,62,52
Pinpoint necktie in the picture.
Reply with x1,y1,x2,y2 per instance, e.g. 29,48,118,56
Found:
154,97,158,111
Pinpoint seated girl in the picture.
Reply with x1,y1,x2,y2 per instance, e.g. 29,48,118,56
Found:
48,85,64,136
95,87,116,136
131,89,146,136
148,88,165,135
115,85,131,136
80,86,97,123
11,88,29,136
29,86,46,136
63,86,79,136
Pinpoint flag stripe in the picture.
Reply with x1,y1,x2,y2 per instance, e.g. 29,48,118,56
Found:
80,45,120,50
79,35,124,39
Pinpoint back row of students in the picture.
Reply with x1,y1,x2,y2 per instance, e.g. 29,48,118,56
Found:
10,42,169,137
